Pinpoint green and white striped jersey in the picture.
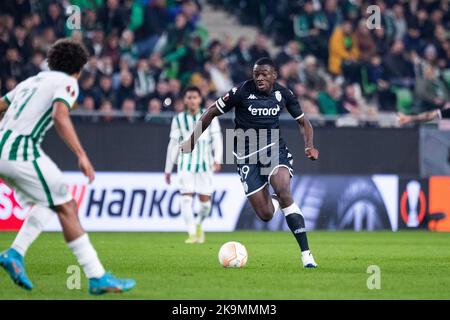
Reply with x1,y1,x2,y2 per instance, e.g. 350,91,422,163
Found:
165,109,223,173
0,71,78,162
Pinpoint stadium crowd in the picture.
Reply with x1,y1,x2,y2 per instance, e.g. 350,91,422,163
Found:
1,0,450,123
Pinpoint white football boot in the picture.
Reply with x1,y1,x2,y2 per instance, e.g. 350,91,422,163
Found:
301,250,318,268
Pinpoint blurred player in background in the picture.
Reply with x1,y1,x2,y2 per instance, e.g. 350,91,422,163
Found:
181,58,319,268
165,86,223,244
0,39,135,294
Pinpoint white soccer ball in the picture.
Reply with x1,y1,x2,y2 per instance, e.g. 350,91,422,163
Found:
218,241,248,268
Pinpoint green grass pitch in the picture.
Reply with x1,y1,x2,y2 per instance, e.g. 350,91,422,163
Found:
1,231,449,300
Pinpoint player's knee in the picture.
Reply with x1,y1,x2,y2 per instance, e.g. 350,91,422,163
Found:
257,209,274,222
55,199,78,219
277,192,293,208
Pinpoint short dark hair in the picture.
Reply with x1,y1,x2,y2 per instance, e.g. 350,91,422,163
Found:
254,57,275,68
47,38,89,75
183,85,202,97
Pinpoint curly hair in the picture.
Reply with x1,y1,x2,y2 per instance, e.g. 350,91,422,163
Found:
47,38,89,75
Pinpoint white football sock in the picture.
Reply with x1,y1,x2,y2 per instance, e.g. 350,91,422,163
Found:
68,233,105,279
181,195,196,235
281,202,302,217
197,200,211,225
11,205,56,257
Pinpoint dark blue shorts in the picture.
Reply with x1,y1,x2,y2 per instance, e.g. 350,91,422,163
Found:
235,144,294,196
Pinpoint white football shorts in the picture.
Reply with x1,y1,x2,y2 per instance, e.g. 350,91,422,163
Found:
0,156,72,208
177,171,213,195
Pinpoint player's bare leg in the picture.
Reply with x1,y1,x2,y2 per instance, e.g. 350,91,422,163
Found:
54,200,85,242
181,192,198,243
247,185,277,221
196,194,211,243
269,167,317,268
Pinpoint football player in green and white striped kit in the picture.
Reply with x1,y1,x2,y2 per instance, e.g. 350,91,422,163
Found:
165,86,223,244
0,39,135,294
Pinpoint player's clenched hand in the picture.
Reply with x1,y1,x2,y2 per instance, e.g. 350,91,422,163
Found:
305,147,319,161
180,139,194,153
397,113,412,126
79,154,95,183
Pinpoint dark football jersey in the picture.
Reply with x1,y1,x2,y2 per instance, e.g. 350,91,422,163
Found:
215,80,304,158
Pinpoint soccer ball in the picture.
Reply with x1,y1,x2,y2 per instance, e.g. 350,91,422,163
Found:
218,241,248,268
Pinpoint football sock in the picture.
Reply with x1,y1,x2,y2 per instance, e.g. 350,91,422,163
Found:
68,233,105,279
181,195,196,235
12,205,55,257
282,203,310,252
197,200,211,225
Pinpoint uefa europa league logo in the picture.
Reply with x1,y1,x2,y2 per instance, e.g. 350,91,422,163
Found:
406,181,421,227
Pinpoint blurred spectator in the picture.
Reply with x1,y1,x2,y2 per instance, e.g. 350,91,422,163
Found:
22,51,44,79
82,96,96,112
328,19,359,77
116,70,135,108
120,29,138,68
79,73,98,105
1,47,22,80
228,37,253,83
355,20,376,64
209,56,233,96
382,40,415,87
249,33,271,64
390,3,407,41
84,56,101,81
293,0,328,62
134,58,157,108
322,0,342,39
403,21,423,54
150,80,174,111
144,98,163,121
97,56,114,76
96,0,128,35
340,84,362,115
207,39,223,65
121,98,137,123
275,40,301,67
43,2,65,38
317,81,342,115
162,13,190,56
168,79,182,100
11,25,32,62
102,34,121,67
415,63,450,111
95,75,116,108
301,97,321,117
135,0,169,57
373,27,391,57
299,55,328,93
99,100,115,123
39,27,56,53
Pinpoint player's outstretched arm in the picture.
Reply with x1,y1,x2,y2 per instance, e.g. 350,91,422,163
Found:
297,117,319,161
180,103,222,153
52,101,95,183
398,111,439,125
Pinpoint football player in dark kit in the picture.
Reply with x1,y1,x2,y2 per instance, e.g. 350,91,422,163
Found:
181,58,319,268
